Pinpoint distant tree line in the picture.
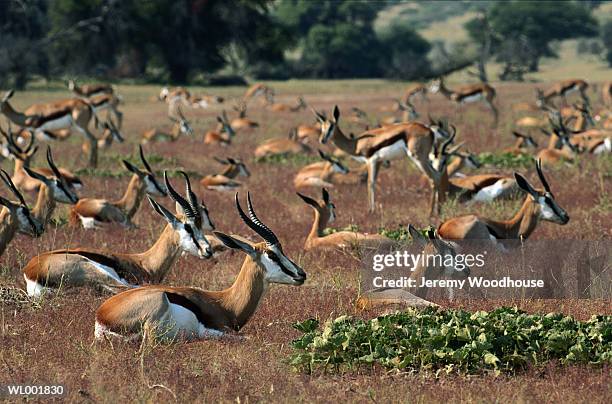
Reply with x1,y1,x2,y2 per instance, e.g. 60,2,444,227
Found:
0,0,607,89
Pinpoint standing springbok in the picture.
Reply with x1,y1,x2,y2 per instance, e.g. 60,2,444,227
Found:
313,105,452,215
429,77,498,125
294,150,349,189
537,79,589,106
1,125,82,192
69,146,167,228
94,192,306,341
68,80,114,98
87,93,123,130
0,90,100,167
297,188,394,251
0,169,44,256
438,159,569,244
200,157,250,191
22,173,213,297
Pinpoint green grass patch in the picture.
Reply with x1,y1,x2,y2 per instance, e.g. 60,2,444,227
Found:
289,307,612,375
477,152,534,169
256,153,321,167
322,224,360,236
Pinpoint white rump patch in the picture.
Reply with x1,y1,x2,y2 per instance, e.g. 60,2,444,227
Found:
79,215,97,229
24,275,48,298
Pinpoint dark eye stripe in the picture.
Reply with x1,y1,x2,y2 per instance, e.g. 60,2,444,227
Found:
267,251,294,277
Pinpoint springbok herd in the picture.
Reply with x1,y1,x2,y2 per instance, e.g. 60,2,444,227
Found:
0,77,610,342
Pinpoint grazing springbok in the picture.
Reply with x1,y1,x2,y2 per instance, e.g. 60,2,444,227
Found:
538,79,588,106
297,188,394,251
142,107,193,143
204,113,235,146
1,125,82,192
0,90,100,167
429,77,498,125
81,119,124,156
22,173,213,297
294,150,349,189
313,105,452,215
254,128,311,159
503,131,539,155
230,102,259,132
200,157,250,191
438,160,569,244
94,192,306,341
69,146,167,229
0,169,44,256
20,148,80,226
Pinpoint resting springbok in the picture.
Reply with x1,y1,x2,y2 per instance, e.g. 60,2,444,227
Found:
200,157,250,191
294,150,349,189
94,192,306,341
266,96,307,113
438,159,569,244
69,146,167,229
68,80,114,98
1,125,82,192
204,113,235,146
429,77,498,125
537,127,579,166
503,131,538,155
538,79,588,106
19,149,78,225
142,107,193,143
230,102,259,132
0,169,43,256
0,90,100,167
22,173,213,297
313,105,452,215
297,188,394,251
254,128,311,159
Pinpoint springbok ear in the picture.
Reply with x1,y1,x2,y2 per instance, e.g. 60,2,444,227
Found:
514,173,538,197
332,105,340,122
147,196,179,227
2,90,14,102
213,231,256,257
22,166,49,183
297,192,319,208
322,188,330,205
122,160,142,175
408,224,428,246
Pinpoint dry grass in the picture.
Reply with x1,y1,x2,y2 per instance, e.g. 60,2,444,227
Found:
0,80,610,402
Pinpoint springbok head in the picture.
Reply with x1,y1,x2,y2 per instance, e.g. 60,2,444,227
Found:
0,123,37,162
318,150,349,175
427,115,455,141
512,131,539,149
0,169,43,237
297,187,336,225
22,147,79,204
514,159,570,225
312,105,340,144
429,77,443,94
215,157,251,178
148,173,213,259
166,171,215,232
122,145,167,197
214,193,306,286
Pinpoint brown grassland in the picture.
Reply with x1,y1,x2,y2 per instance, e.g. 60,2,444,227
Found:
0,79,610,402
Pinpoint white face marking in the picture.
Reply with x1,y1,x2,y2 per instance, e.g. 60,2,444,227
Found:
144,176,165,196
50,181,76,204
537,196,557,221
177,225,211,259
261,245,303,285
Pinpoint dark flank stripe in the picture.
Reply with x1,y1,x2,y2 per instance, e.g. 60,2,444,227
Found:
164,292,217,329
50,250,136,282
363,133,406,158
455,88,484,101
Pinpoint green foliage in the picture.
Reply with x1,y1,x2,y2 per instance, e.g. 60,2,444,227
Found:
377,24,431,80
322,224,360,236
255,153,320,166
289,307,612,375
602,21,612,67
477,152,534,169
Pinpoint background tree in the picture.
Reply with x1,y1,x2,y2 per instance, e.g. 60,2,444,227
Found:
601,21,612,67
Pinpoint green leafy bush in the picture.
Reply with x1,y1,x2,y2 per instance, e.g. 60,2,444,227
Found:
290,307,612,375
478,152,535,169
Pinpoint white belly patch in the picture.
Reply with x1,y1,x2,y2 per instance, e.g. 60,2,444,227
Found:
472,180,505,202
374,140,407,162
38,115,73,131
461,93,484,103
162,303,225,340
83,257,130,287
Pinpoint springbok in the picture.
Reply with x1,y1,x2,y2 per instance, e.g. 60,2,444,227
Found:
142,107,193,143
0,125,82,192
230,102,259,131
380,99,419,126
69,146,167,229
68,80,114,98
404,83,428,103
266,96,307,113
200,157,250,191
254,128,312,159
537,126,579,166
297,188,394,251
0,169,43,256
429,77,498,125
94,192,306,341
204,113,235,146
22,173,213,297
438,159,569,243
294,150,349,189
313,105,452,215
243,83,272,102
503,131,538,155
87,93,123,130
81,119,124,156
20,147,80,226
538,79,588,106
0,90,100,167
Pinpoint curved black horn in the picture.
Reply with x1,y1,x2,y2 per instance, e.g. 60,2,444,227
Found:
0,169,26,206
235,192,279,246
535,159,551,194
46,147,62,179
139,145,153,173
164,171,197,220
178,171,199,213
